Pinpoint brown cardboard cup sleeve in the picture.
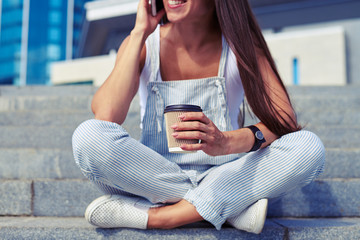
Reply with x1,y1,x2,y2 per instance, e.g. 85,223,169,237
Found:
164,104,202,153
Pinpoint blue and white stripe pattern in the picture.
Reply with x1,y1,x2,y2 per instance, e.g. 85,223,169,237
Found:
183,130,325,229
72,120,325,230
72,26,325,230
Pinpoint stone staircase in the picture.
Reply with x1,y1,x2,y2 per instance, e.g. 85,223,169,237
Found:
0,85,359,239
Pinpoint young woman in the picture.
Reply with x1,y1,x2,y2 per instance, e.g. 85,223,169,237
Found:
72,0,325,234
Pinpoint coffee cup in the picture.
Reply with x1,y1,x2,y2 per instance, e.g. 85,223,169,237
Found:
164,104,202,153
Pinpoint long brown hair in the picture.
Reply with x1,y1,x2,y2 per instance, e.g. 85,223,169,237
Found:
214,0,301,136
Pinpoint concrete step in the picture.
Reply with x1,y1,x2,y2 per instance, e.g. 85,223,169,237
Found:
0,116,141,149
243,106,359,129
0,216,359,240
243,112,360,147
0,86,357,139
296,109,360,127
268,178,360,218
0,179,101,216
0,126,75,149
0,86,358,113
0,111,93,127
0,148,84,179
290,95,360,112
287,85,360,96
0,125,356,149
321,149,360,179
0,148,359,180
1,85,357,97
0,87,135,113
0,109,140,134
287,86,360,113
243,114,360,148
0,106,358,128
0,95,92,112
0,85,96,96
0,179,359,218
308,126,360,149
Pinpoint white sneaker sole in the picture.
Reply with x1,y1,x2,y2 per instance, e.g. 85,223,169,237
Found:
252,198,268,234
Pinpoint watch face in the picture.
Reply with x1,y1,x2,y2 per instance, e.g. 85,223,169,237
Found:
255,131,264,140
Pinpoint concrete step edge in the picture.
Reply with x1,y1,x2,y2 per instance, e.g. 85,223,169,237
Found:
0,85,96,96
1,178,359,218
0,216,359,240
0,148,359,180
2,85,360,95
2,125,358,149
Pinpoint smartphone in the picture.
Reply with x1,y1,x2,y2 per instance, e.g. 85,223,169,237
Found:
151,0,164,17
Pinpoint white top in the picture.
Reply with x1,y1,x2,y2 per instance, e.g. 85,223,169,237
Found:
139,26,245,130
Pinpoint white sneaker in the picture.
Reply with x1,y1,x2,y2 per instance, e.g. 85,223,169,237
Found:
85,195,149,229
227,199,268,234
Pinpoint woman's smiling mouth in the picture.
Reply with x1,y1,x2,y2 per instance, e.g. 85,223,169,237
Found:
168,0,187,8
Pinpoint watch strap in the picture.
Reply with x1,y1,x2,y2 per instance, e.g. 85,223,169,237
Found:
246,125,266,152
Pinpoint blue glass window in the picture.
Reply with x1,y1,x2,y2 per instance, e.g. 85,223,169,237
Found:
2,9,23,25
3,0,23,9
48,27,61,42
49,0,62,8
47,44,61,60
0,43,22,60
1,26,22,42
48,11,62,25
0,61,20,78
46,62,52,76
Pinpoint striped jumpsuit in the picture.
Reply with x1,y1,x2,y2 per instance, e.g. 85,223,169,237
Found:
72,27,325,230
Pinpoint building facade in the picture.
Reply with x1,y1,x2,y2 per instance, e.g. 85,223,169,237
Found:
66,0,360,86
2,0,360,85
0,0,93,85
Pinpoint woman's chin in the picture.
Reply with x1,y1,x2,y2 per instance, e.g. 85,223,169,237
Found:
166,14,185,23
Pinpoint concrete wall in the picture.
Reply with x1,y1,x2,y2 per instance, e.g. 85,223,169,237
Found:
265,26,346,86
270,18,360,85
51,52,116,86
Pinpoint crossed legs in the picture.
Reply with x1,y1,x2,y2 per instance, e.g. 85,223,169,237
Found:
73,119,325,231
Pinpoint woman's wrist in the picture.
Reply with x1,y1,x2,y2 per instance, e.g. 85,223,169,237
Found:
223,128,255,154
130,28,148,46
222,131,233,155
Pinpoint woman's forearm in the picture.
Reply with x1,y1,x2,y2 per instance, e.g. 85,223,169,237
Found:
91,30,147,124
223,123,278,154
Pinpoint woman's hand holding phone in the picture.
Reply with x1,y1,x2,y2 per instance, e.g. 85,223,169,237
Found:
133,0,165,39
151,0,165,17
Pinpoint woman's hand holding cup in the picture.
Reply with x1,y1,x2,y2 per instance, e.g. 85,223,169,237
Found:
170,111,229,156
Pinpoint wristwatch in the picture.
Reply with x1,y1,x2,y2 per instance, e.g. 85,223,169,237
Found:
246,125,266,152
